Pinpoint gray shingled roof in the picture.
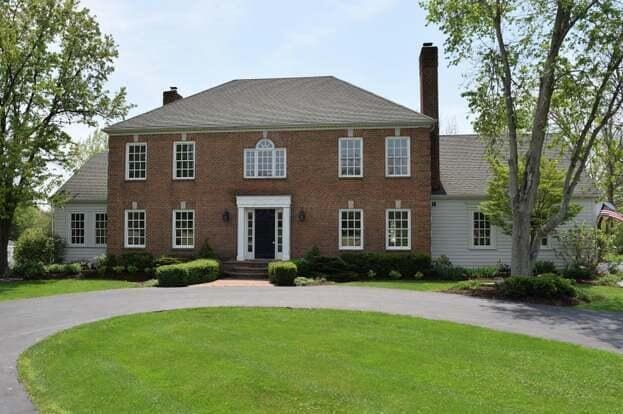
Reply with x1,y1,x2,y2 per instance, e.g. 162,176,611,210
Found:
439,135,599,198
103,76,434,134
55,152,107,202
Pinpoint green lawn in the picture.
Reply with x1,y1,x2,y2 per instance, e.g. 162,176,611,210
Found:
345,279,461,291
19,308,623,413
0,279,141,302
579,285,623,312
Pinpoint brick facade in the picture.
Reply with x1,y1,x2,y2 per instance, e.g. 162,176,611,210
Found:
107,127,431,259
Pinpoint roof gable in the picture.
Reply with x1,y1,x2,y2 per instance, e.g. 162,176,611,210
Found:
104,76,433,134
55,152,108,202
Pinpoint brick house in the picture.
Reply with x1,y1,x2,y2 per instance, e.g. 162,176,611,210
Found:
53,43,598,267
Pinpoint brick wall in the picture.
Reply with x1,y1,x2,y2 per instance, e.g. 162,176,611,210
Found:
107,128,431,259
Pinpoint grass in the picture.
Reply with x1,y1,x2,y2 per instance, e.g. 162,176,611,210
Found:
345,279,462,291
19,308,623,413
0,279,143,302
578,285,623,312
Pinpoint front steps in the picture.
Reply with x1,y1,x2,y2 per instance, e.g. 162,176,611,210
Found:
221,260,270,279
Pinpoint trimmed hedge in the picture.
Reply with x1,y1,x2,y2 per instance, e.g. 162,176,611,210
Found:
498,274,580,301
156,259,220,287
268,261,298,286
45,263,82,275
341,252,432,280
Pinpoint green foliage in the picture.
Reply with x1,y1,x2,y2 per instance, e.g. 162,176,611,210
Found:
156,259,220,287
14,228,63,266
341,253,432,280
481,158,580,239
45,263,81,275
304,246,321,260
112,266,125,274
388,270,402,280
154,256,188,267
268,261,298,286
534,261,558,276
498,275,579,301
119,253,154,270
0,0,130,274
11,261,46,279
293,276,328,287
431,255,467,281
463,266,497,279
197,240,217,259
556,224,605,275
126,265,139,275
74,129,108,170
595,273,623,287
10,205,52,240
562,264,594,281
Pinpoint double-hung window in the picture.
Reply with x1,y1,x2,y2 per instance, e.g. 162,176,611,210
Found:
125,209,146,248
338,137,363,177
126,142,147,180
95,213,108,246
174,141,195,179
70,213,85,245
386,209,411,250
386,136,410,177
172,209,195,248
339,209,363,250
244,139,286,178
471,211,494,248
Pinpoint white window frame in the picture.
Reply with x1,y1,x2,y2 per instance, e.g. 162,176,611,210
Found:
173,141,196,180
385,209,411,250
94,212,108,247
469,209,496,249
125,142,147,181
338,208,364,250
385,136,411,177
243,139,287,179
172,209,195,249
68,212,86,246
124,209,146,248
540,235,552,250
338,137,363,178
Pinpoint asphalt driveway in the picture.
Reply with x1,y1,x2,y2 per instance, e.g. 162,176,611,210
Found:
1,285,622,413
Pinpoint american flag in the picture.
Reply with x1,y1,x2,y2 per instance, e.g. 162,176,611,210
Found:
598,203,623,222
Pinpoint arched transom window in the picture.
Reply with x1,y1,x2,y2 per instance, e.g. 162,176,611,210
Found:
244,138,286,178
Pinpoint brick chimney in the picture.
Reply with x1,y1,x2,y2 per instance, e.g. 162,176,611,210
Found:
419,43,442,193
163,86,182,105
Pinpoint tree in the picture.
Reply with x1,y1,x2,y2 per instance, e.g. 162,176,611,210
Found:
481,156,581,258
73,128,108,170
0,0,130,275
10,204,51,240
588,117,623,206
423,0,623,275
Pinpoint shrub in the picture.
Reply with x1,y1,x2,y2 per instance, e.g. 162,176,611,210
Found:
45,263,82,275
112,265,125,274
595,273,623,287
464,266,497,279
494,261,511,278
498,274,579,301
341,252,431,279
11,261,46,279
534,260,558,276
414,271,424,280
296,256,349,276
556,224,605,276
156,259,220,287
294,276,328,286
431,255,467,281
154,256,187,267
14,228,63,266
367,269,377,279
198,240,217,259
119,252,154,270
562,264,593,280
388,270,402,279
304,246,321,260
127,265,139,274
268,261,298,286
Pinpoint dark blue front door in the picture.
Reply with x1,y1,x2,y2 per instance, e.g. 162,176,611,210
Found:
255,209,275,259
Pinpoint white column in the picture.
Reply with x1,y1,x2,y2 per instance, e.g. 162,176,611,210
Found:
282,206,291,260
236,207,245,261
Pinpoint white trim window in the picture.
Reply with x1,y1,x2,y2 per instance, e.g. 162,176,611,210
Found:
126,142,147,180
386,209,411,250
338,137,363,177
95,213,108,246
125,209,146,248
471,211,494,248
339,209,363,250
173,141,195,179
385,136,411,177
70,213,85,245
172,209,195,249
244,139,286,178
541,236,551,249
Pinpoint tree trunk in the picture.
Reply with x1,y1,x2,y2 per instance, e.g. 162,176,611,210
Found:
511,208,533,276
0,219,10,277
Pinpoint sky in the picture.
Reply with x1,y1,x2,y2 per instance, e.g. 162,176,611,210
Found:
69,0,474,142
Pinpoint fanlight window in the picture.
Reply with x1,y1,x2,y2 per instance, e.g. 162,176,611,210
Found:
244,139,286,178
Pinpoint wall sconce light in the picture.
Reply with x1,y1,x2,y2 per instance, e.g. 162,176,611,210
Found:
298,209,306,222
222,210,230,222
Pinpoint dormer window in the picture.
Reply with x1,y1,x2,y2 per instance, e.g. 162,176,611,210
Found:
244,139,286,178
